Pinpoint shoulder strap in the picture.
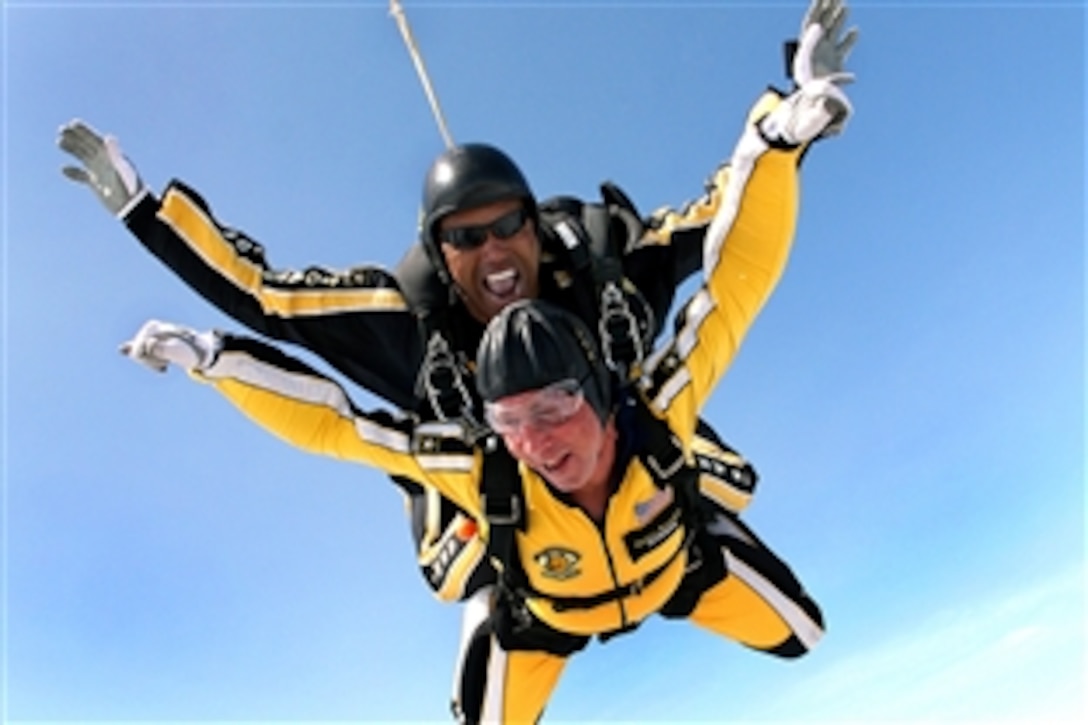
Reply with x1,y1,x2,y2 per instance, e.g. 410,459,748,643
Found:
478,433,533,629
627,395,705,534
541,184,650,384
416,310,478,424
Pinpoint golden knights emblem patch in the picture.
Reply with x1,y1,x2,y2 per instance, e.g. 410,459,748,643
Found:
534,547,582,581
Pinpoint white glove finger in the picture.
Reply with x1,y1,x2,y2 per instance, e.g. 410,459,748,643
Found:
59,118,100,138
57,128,95,162
806,0,836,33
824,71,856,86
65,120,100,143
826,2,847,40
61,165,93,185
800,0,821,33
58,122,105,161
794,23,825,84
836,27,859,60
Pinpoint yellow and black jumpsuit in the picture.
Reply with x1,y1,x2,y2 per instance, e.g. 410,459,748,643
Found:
183,89,823,722
118,98,768,602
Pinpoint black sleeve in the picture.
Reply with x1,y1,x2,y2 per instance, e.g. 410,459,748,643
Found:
123,181,423,408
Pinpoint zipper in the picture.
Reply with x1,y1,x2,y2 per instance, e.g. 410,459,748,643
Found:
591,501,629,630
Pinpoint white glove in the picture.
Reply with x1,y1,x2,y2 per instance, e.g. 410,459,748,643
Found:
759,75,854,145
120,320,221,373
58,119,145,217
792,0,858,87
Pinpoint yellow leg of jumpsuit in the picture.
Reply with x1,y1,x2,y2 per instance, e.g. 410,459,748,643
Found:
687,547,824,653
480,644,568,724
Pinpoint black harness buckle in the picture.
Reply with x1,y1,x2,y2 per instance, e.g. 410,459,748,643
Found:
482,493,522,527
598,281,644,378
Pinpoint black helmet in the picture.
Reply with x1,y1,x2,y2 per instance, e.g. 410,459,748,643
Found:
476,299,611,423
421,143,537,252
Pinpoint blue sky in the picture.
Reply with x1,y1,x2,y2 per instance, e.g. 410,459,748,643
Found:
3,1,1085,723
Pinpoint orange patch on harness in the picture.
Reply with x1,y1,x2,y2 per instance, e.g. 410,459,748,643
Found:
456,519,478,540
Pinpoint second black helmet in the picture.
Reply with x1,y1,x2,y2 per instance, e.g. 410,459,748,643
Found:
421,143,537,251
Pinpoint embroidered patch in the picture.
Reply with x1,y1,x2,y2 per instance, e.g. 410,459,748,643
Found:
534,547,582,581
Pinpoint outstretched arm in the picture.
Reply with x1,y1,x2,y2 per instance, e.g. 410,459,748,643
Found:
120,319,484,518
640,1,857,438
58,120,424,409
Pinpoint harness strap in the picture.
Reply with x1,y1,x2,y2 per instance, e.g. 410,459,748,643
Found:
629,397,707,548
550,214,600,329
413,307,487,435
550,202,645,382
420,330,474,420
477,432,536,632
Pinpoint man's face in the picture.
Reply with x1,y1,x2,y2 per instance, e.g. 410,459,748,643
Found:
438,198,541,324
490,385,611,493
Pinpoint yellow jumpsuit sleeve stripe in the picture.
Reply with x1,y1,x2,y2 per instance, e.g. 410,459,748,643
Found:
192,347,483,518
644,91,803,438
159,189,408,316
693,436,753,514
642,165,732,247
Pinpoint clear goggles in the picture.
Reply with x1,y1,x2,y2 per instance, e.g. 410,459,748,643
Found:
484,378,585,436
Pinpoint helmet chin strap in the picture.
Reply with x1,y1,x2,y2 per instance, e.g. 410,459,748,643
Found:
389,0,455,150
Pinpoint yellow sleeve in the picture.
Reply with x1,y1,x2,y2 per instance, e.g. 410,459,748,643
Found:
189,339,484,519
642,91,805,440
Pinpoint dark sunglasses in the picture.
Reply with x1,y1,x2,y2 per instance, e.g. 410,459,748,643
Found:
439,208,529,250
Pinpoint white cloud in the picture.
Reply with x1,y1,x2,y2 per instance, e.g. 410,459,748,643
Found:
761,565,1086,722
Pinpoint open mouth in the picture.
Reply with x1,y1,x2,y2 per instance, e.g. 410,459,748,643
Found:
484,268,519,299
542,452,571,475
